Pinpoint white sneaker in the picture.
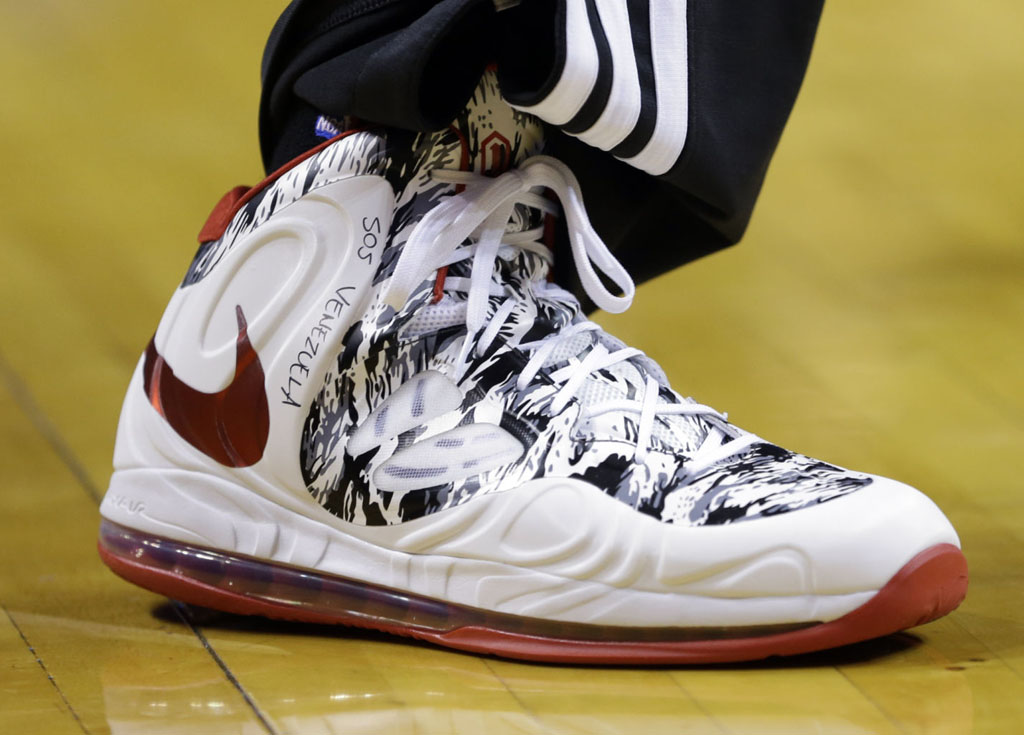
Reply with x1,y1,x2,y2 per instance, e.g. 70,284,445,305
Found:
99,71,967,664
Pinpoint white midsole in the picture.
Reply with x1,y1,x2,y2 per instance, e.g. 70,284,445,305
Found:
102,466,881,628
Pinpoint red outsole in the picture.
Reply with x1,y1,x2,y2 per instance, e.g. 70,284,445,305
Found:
98,532,968,665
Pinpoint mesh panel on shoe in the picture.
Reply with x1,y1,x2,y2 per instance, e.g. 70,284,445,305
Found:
402,297,467,337
576,375,622,406
541,331,593,366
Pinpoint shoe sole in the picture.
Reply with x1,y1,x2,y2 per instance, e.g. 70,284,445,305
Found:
97,519,968,664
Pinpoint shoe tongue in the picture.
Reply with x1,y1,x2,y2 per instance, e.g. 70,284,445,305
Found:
381,67,544,198
384,68,550,294
377,67,545,255
436,67,545,176
371,69,546,294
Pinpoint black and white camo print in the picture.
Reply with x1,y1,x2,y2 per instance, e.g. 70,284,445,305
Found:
185,71,873,529
301,235,872,528
297,78,871,528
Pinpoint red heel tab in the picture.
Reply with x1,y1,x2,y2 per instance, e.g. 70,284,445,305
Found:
196,129,363,244
198,186,249,244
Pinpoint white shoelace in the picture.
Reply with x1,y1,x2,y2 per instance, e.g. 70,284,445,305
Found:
382,155,760,469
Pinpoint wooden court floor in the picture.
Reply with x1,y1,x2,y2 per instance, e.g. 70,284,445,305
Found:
1,2,1022,733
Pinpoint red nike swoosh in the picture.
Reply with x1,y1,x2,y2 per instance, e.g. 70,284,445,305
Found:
143,305,269,467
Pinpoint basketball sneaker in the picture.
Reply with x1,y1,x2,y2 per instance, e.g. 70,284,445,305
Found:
98,71,967,664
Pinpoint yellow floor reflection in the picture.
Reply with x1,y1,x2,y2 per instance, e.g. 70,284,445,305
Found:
90,607,977,735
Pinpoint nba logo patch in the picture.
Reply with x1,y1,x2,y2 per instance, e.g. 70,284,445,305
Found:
314,115,340,140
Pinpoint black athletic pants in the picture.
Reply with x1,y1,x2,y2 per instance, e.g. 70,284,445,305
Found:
259,0,824,297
